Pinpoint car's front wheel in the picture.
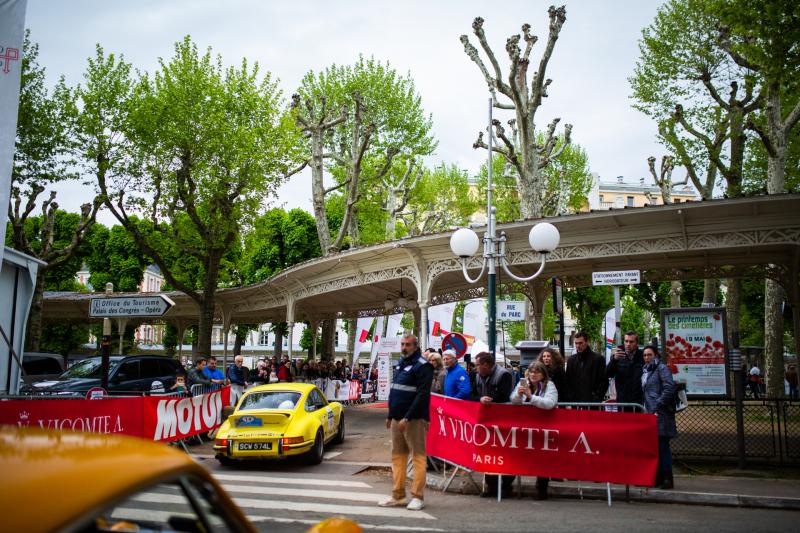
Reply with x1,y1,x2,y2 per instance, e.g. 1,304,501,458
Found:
333,414,345,444
306,429,324,465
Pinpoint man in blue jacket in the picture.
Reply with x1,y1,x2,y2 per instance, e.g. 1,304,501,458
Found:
378,334,433,512
443,350,471,399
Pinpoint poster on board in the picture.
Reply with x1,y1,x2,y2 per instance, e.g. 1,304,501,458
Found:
660,307,729,397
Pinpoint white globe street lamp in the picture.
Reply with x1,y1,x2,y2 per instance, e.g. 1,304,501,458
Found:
449,98,561,359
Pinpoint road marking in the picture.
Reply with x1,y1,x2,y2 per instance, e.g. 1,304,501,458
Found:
132,493,436,520
323,451,343,459
212,472,370,488
220,483,383,502
113,508,446,531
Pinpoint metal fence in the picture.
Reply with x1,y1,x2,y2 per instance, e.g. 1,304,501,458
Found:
672,398,800,465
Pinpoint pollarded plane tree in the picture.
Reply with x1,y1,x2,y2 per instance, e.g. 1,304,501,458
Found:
460,7,572,220
460,6,571,339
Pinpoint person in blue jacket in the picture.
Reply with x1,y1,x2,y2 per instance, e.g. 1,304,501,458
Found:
443,350,471,399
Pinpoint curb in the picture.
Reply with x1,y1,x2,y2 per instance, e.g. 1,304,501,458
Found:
424,473,800,510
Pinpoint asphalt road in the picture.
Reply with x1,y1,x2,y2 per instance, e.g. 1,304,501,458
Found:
191,443,797,533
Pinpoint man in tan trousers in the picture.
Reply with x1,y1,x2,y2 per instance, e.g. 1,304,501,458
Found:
378,334,434,511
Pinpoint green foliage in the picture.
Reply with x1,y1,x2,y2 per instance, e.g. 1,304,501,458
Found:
299,323,322,355
476,135,592,223
739,278,765,347
240,208,321,284
399,163,479,236
86,222,148,292
13,31,78,194
563,286,614,344
40,322,90,357
163,324,178,357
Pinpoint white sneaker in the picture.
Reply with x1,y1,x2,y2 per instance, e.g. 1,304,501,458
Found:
378,497,408,507
406,497,425,511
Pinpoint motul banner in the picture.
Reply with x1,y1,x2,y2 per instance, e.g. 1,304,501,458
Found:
0,387,230,443
144,387,230,442
427,394,658,486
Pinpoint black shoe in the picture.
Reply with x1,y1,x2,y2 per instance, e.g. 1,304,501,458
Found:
659,475,674,490
533,491,548,500
654,471,664,487
480,491,497,498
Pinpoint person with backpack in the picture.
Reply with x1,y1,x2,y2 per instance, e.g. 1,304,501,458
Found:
641,344,677,490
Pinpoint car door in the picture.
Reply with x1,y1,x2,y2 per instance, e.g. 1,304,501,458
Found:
111,360,143,392
310,389,335,439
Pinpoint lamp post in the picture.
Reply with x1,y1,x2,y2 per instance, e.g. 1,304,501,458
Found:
449,98,560,357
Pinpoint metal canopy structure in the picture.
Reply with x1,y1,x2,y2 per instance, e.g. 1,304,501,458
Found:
42,194,800,351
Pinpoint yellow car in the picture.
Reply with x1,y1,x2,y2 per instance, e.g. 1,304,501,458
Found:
214,382,345,465
0,425,256,532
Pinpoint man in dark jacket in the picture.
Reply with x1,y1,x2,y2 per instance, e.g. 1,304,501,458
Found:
606,330,644,406
378,334,433,511
470,351,514,498
565,332,607,403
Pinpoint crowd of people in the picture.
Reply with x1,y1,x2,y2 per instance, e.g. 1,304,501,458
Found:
379,330,680,512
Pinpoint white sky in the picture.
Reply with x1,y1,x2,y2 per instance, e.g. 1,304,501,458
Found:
25,0,667,225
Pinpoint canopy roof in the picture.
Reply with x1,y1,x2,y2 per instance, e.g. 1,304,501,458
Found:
43,194,800,327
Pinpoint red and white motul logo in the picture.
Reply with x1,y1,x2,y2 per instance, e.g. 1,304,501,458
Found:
0,47,20,74
153,390,223,440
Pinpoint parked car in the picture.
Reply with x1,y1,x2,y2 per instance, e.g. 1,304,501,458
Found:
0,425,256,532
20,352,65,383
214,382,345,465
27,354,182,395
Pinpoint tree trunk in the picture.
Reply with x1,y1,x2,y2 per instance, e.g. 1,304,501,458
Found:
232,327,246,356
320,320,336,362
385,185,398,240
24,271,47,352
726,278,741,348
346,318,357,370
764,279,785,397
195,298,215,362
524,279,549,339
273,327,283,358
309,131,333,254
703,278,718,305
669,280,682,308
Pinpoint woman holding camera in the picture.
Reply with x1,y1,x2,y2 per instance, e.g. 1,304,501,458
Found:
641,344,677,489
510,361,558,499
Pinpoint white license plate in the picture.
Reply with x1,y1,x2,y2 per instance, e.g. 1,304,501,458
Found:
238,442,272,451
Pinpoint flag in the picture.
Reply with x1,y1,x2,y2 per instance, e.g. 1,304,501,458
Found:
359,329,369,343
0,0,28,267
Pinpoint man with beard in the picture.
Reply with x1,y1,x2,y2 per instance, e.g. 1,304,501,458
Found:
378,334,433,511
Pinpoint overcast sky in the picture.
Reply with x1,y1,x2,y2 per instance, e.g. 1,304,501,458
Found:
25,0,667,225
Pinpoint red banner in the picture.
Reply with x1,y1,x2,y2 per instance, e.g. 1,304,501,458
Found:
143,387,230,442
0,387,230,443
427,394,658,486
0,397,144,437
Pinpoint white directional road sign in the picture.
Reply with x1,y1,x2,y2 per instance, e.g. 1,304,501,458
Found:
592,270,641,286
89,294,175,317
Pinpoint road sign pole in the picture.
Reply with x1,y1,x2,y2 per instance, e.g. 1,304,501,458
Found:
613,286,621,345
100,283,113,390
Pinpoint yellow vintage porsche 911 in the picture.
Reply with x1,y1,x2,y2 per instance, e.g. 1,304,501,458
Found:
214,382,345,465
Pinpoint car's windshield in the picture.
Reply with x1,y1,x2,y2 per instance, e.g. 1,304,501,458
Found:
59,358,120,379
239,391,301,411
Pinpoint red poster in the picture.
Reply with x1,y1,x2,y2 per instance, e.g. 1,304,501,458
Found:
143,387,230,442
427,394,658,486
0,397,144,437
